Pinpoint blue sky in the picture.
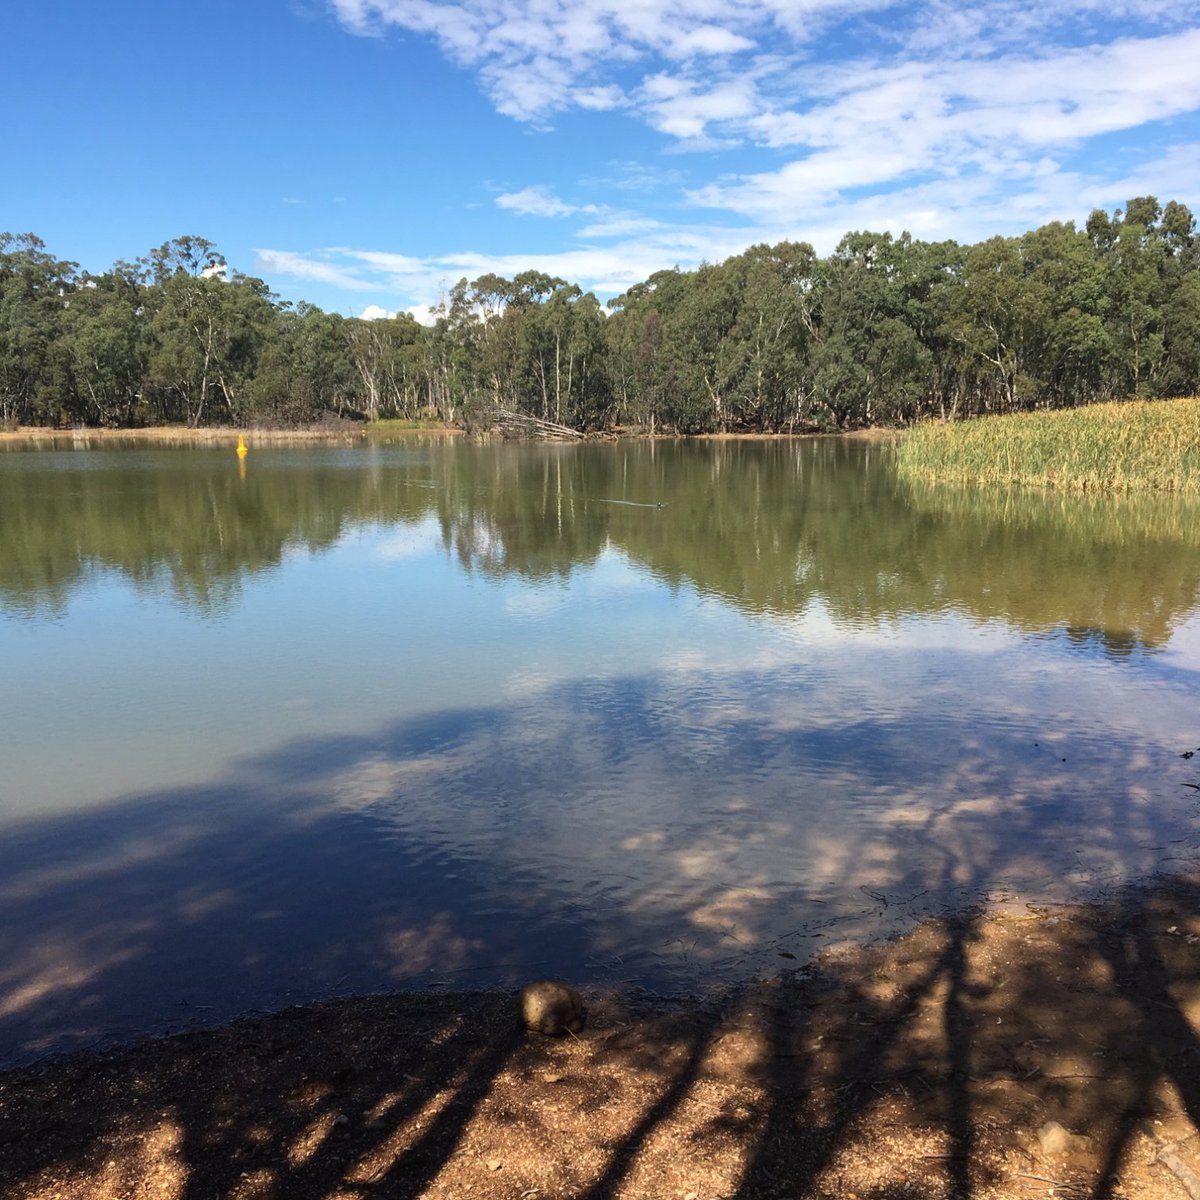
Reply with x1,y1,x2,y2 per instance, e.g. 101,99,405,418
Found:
4,0,1198,321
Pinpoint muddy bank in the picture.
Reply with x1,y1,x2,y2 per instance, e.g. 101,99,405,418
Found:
4,876,1200,1199
0,425,368,444
0,424,880,447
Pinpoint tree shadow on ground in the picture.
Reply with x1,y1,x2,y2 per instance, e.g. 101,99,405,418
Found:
4,874,1200,1198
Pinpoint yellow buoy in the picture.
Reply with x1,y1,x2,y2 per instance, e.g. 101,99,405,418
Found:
236,434,248,457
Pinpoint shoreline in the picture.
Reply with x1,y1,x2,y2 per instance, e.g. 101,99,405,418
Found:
0,423,457,445
0,423,886,446
5,876,1200,1199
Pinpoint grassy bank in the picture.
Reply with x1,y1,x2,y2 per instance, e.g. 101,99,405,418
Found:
364,417,460,434
896,397,1200,493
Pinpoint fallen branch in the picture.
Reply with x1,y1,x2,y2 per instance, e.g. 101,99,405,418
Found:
487,408,583,439
1155,1142,1200,1199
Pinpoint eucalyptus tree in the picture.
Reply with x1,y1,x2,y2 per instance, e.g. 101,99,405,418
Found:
138,238,278,426
446,271,557,414
667,259,743,431
712,241,816,430
518,280,610,424
1101,200,1169,398
429,275,519,419
250,303,348,424
0,233,77,426
426,300,467,423
500,270,562,418
940,235,1049,413
339,311,431,420
545,286,611,429
806,232,935,427
6,206,1200,434
1016,221,1110,408
1161,272,1200,399
1156,201,1199,398
605,268,699,432
60,268,148,426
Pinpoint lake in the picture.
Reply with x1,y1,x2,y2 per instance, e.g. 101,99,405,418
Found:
2,435,1198,1064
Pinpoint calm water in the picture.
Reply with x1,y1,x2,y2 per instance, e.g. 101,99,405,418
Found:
2,436,1199,1063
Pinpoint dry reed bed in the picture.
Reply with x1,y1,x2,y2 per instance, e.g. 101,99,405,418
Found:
896,397,1200,493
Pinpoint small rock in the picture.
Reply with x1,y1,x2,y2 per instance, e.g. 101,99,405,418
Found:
520,980,586,1036
333,1113,349,1127
487,1159,503,1172
1038,1120,1092,1156
543,1073,564,1084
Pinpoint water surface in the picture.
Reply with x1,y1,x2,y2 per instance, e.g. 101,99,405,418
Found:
2,437,1198,1063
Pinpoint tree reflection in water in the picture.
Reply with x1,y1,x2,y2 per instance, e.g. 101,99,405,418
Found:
1,438,1198,1064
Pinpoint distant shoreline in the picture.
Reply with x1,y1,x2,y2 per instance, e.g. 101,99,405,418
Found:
0,423,891,445
0,423,461,445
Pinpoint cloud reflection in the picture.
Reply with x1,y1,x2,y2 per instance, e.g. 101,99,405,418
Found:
2,641,1197,1064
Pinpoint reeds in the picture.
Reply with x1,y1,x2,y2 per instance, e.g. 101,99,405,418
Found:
895,398,1200,493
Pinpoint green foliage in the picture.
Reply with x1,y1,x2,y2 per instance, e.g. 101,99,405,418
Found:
2,199,1198,432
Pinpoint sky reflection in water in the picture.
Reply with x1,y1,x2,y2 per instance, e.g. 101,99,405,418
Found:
1,438,1198,1063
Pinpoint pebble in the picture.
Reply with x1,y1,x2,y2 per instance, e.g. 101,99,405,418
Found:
1037,1120,1092,1155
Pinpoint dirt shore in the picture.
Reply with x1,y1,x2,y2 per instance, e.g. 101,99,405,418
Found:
0,424,882,447
0,424,430,445
4,877,1200,1199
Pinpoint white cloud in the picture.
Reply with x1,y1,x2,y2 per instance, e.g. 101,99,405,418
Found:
406,304,439,326
321,1,1199,254
261,129,1200,319
289,2,1200,316
584,160,688,193
690,30,1200,221
359,304,396,320
576,215,664,239
348,249,429,274
1097,142,1200,206
254,249,375,291
638,73,759,139
496,185,591,218
260,222,752,314
328,0,1194,128
328,0,888,121
574,85,626,111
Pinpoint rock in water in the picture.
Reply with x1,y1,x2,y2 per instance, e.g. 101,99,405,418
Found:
519,980,586,1036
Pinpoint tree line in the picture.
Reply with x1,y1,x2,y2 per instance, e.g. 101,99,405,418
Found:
2,197,1197,433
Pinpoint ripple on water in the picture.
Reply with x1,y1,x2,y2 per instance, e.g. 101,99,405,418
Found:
1,440,1199,1063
